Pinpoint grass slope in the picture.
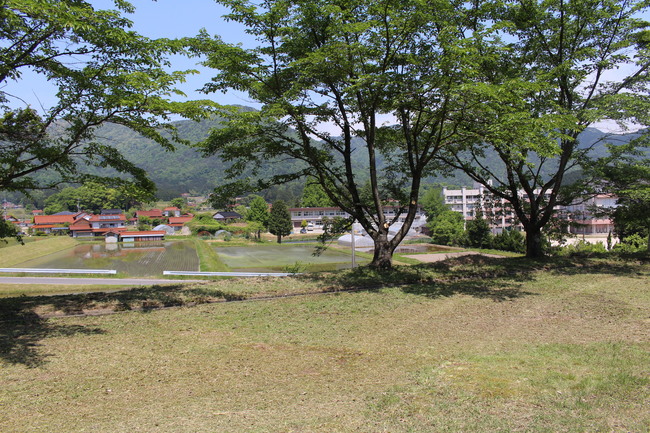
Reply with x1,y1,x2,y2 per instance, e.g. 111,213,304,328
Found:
0,256,648,432
0,236,78,267
192,238,229,272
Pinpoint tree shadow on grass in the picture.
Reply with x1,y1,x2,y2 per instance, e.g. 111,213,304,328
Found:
300,255,537,301
303,253,649,301
537,254,650,278
0,301,105,367
0,283,229,367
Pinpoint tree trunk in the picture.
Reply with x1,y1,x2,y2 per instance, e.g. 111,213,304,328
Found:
525,226,544,258
370,233,395,270
277,234,282,244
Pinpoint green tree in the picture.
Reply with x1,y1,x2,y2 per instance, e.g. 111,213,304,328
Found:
170,198,185,209
596,143,650,251
43,182,151,213
233,204,249,221
465,210,492,249
437,0,650,258
137,215,152,231
420,187,448,221
246,195,269,239
195,0,490,269
428,211,465,246
492,229,525,253
0,217,20,244
268,200,292,244
0,0,210,198
301,178,333,208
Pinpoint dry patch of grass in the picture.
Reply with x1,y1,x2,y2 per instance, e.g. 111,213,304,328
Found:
0,256,648,432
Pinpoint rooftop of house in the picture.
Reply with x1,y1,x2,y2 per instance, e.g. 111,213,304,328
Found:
213,211,242,218
33,214,78,225
169,216,193,223
86,214,127,222
136,210,164,217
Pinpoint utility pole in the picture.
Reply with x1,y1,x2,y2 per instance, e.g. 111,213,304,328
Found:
350,221,356,268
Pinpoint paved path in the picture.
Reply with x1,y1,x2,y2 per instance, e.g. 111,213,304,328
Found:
0,277,205,286
401,251,505,263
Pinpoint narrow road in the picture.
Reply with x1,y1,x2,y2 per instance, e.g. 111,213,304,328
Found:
0,277,205,286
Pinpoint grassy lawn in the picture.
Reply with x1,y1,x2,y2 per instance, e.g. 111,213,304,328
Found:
192,238,230,272
0,256,648,432
0,236,78,266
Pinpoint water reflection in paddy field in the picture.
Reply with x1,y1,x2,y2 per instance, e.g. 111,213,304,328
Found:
215,244,368,272
13,241,199,277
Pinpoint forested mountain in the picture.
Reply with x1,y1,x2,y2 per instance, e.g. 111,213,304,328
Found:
5,111,644,206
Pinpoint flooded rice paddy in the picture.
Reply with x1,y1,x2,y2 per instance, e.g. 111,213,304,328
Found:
11,241,367,276
13,241,199,277
214,244,367,272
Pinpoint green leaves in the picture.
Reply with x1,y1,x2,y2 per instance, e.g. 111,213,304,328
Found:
436,0,650,257
0,0,214,198
268,199,292,242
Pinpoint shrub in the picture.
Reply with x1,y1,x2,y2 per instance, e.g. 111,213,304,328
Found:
492,229,525,253
613,233,646,253
428,211,465,246
557,240,608,256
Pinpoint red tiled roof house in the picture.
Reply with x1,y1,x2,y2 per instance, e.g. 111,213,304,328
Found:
163,207,181,217
32,213,81,234
69,213,127,238
168,215,193,232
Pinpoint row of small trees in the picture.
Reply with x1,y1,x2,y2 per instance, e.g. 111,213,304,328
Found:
427,210,525,254
245,196,293,243
187,196,294,243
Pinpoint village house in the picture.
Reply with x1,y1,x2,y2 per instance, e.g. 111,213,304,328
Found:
168,215,193,232
32,212,87,234
135,209,164,221
287,206,427,231
212,211,242,222
69,212,127,238
163,207,181,217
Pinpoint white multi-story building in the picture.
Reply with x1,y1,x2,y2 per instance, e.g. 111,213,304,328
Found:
442,184,522,233
287,205,427,231
442,183,617,235
563,194,617,235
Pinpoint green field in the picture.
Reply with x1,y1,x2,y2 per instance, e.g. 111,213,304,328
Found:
0,256,648,432
0,236,79,266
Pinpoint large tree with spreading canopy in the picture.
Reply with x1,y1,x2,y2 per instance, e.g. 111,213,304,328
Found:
195,0,490,268
437,0,650,257
0,0,210,196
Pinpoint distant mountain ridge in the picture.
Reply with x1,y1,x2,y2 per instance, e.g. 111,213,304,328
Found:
90,116,644,199
0,107,623,205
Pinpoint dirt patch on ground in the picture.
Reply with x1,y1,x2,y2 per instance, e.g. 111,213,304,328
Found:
401,251,505,263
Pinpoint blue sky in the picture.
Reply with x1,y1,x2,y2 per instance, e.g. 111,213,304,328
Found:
6,0,647,133
117,0,260,108
7,0,258,112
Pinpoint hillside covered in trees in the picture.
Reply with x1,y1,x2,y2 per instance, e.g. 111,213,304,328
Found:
6,113,643,205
